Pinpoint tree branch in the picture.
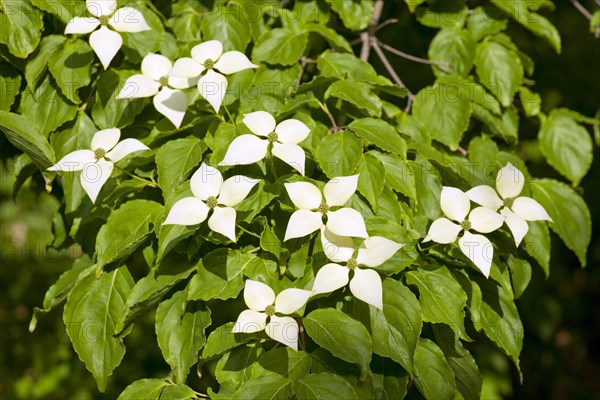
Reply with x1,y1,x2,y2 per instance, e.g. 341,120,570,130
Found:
377,40,451,68
360,0,385,61
570,0,593,20
371,39,406,89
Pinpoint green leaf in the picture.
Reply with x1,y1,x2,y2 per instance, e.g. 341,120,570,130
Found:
490,0,561,52
251,347,311,381
260,225,282,259
519,87,541,117
412,83,472,150
405,267,470,341
348,118,407,157
156,289,211,383
0,0,43,58
92,69,146,129
404,0,427,13
523,221,550,276
202,1,251,51
187,249,253,301
95,200,164,270
416,0,468,28
231,375,292,400
467,5,508,41
294,372,359,400
25,35,66,87
433,324,482,400
413,338,457,400
531,179,591,266
363,279,421,374
48,38,94,103
304,308,372,379
115,258,197,336
202,322,260,360
507,256,532,299
217,345,262,394
539,110,593,185
429,28,476,76
316,131,362,178
591,10,600,37
0,63,21,111
316,51,391,85
156,223,197,264
253,28,308,66
117,379,196,400
120,5,164,63
325,80,382,118
64,265,134,392
0,110,55,168
371,356,409,400
474,277,523,374
30,256,95,332
304,23,352,52
412,156,442,220
370,152,416,200
156,137,206,202
20,75,78,137
356,153,385,212
475,40,524,107
30,0,83,24
324,0,374,31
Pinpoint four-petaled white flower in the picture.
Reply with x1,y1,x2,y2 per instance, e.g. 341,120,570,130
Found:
466,163,552,247
423,187,505,277
169,40,258,112
232,280,312,350
283,175,368,241
117,53,191,128
47,128,149,203
312,228,402,309
64,0,150,69
219,111,310,175
163,163,259,242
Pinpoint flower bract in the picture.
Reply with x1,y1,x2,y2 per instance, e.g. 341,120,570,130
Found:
219,111,311,175
47,128,149,203
232,280,312,350
466,162,553,247
423,186,505,277
163,163,259,242
169,40,258,112
64,0,151,69
283,175,368,241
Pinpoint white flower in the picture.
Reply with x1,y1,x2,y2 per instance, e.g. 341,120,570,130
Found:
47,128,149,203
219,111,310,175
423,187,505,277
312,228,403,309
163,163,259,242
232,280,312,350
116,53,191,128
169,40,258,112
466,163,552,247
64,0,150,69
283,176,368,241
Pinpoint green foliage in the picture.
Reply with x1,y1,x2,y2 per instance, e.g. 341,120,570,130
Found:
1,0,596,398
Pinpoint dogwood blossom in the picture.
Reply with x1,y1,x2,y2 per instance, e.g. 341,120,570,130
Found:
283,175,368,241
232,280,312,350
64,0,150,69
312,228,403,309
219,111,310,175
169,40,258,112
47,128,149,203
466,163,553,247
163,163,259,242
116,53,191,128
423,186,505,277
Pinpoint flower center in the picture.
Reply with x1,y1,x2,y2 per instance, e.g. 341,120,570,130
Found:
99,15,109,26
203,59,215,69
94,148,106,160
318,202,329,215
460,220,471,231
267,132,278,143
347,258,358,270
159,76,169,87
265,305,276,317
503,197,514,209
206,196,218,209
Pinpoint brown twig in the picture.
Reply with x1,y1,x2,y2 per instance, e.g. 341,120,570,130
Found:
377,40,452,68
360,0,385,61
371,39,407,88
569,0,593,20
